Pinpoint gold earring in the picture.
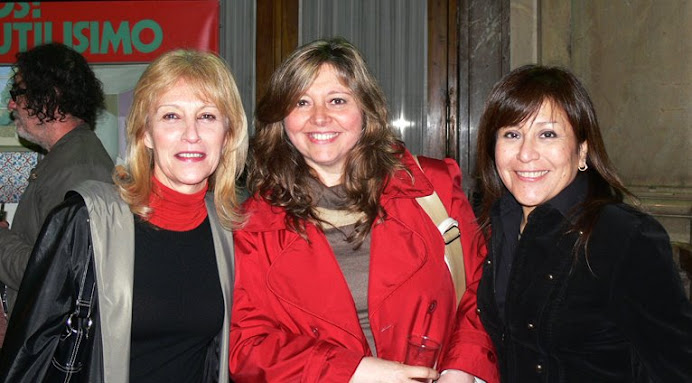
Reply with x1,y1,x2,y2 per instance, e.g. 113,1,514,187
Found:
578,164,588,172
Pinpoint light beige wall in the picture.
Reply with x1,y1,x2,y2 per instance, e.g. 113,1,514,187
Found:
510,0,539,67
569,1,691,188
537,0,570,67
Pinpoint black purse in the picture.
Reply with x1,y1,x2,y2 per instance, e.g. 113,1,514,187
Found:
44,255,97,382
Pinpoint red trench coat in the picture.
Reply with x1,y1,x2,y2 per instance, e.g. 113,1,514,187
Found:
230,151,498,383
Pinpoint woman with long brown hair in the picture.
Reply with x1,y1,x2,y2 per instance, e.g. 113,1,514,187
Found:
229,37,498,383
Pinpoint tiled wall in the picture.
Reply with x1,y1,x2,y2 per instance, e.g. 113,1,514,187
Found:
0,151,39,203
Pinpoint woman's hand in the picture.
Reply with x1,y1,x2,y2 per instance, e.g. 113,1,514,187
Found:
436,369,477,383
348,357,440,383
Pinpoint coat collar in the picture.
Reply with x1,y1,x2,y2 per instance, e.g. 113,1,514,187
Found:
494,172,589,225
242,149,435,232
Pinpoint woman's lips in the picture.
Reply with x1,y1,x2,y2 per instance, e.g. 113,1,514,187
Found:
515,170,549,180
176,152,205,160
307,132,339,143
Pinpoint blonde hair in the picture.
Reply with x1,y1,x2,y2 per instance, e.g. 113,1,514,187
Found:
114,49,248,229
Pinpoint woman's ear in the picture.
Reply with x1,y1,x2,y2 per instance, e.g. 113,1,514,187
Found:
579,140,589,167
144,130,153,149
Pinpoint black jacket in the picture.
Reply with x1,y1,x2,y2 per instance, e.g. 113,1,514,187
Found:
477,178,692,382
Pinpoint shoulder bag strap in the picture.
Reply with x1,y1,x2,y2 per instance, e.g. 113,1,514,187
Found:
47,253,96,380
412,156,466,307
71,254,96,334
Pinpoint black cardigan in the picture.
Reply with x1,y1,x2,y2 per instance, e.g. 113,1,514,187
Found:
477,178,692,382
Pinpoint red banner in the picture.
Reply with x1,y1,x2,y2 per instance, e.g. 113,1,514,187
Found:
0,1,219,63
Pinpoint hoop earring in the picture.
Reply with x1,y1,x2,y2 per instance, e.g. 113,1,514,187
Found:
578,163,588,172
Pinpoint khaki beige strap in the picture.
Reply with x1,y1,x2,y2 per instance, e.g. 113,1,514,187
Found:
413,156,466,307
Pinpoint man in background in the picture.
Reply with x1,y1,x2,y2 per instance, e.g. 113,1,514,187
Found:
0,43,114,329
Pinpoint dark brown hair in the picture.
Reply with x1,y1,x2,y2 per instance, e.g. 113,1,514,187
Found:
248,37,405,244
475,65,634,251
12,42,104,128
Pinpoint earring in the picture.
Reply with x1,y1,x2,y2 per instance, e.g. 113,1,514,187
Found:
578,163,588,172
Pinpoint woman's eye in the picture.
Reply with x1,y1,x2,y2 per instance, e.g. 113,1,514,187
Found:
331,97,346,105
199,113,217,120
297,99,309,107
540,131,557,138
501,131,519,139
162,113,178,120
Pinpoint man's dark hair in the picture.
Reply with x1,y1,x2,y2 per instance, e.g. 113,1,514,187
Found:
12,42,105,128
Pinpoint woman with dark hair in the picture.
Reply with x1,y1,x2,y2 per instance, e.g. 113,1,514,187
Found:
475,64,692,382
0,49,248,382
230,37,498,383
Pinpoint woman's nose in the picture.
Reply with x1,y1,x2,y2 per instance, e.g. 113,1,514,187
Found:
182,120,201,143
517,138,539,162
310,104,331,125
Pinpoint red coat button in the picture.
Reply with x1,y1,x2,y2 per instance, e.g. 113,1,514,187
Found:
487,351,496,363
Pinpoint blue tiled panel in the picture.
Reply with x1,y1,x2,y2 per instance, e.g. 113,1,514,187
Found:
0,151,39,203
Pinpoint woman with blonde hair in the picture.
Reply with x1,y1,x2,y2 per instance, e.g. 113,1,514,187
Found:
0,49,248,383
230,37,498,383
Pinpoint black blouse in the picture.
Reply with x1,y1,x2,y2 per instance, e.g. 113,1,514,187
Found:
493,174,587,320
130,217,223,383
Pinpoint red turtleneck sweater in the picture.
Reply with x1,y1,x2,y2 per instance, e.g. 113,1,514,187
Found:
147,177,208,231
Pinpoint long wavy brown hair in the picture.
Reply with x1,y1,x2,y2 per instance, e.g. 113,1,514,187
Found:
249,37,405,245
114,49,248,229
475,65,634,253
